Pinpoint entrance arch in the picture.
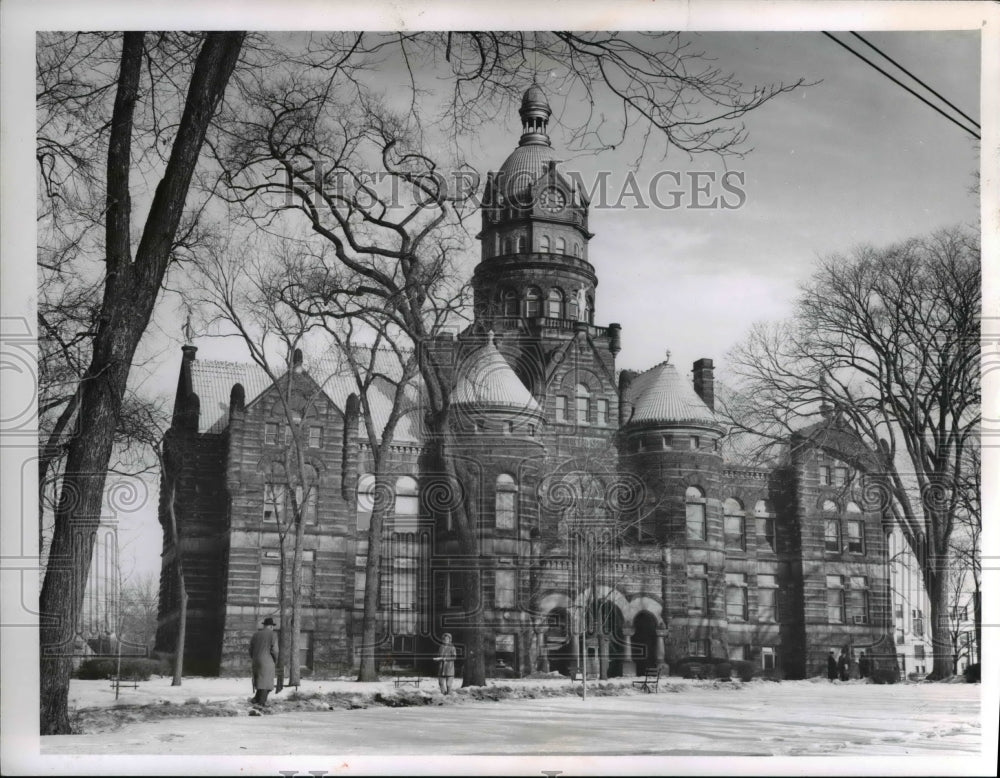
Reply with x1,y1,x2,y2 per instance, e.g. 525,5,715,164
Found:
633,610,659,674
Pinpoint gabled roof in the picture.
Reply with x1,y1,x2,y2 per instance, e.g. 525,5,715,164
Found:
452,333,541,413
187,350,421,443
623,360,719,427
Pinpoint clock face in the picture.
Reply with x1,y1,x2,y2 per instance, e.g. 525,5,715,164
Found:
538,187,566,214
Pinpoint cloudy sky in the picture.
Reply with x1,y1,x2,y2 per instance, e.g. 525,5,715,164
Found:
5,4,992,584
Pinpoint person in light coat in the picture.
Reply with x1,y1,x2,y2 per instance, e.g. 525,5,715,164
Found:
434,633,457,694
249,617,279,706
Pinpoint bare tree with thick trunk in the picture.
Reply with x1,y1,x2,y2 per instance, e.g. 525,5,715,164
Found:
722,226,980,680
37,31,244,735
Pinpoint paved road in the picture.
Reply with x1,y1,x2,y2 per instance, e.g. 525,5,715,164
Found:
43,682,981,758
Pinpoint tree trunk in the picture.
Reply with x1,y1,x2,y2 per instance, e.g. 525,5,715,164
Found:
288,513,306,687
927,558,954,680
37,31,244,735
275,533,288,692
357,476,392,682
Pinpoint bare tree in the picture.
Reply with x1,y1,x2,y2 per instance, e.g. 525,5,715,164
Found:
723,226,980,679
37,31,245,734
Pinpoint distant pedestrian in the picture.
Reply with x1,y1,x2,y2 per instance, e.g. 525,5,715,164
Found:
249,617,279,706
838,649,850,682
858,651,870,679
827,650,838,682
434,633,457,694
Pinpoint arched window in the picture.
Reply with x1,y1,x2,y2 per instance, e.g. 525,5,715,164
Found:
724,498,745,550
501,288,518,317
555,237,566,254
395,476,419,531
754,499,774,516
540,235,550,252
495,474,517,530
547,288,564,319
754,500,776,551
356,473,376,531
846,501,862,514
525,286,541,318
516,235,526,253
575,383,590,424
503,238,513,254
686,486,706,541
585,295,594,324
822,499,839,513
574,243,581,257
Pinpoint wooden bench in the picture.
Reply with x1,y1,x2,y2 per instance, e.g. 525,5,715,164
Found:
632,668,660,693
392,676,422,688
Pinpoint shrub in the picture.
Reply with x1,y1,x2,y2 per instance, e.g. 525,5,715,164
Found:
964,663,980,683
731,660,755,682
75,657,164,681
870,665,899,685
711,662,733,680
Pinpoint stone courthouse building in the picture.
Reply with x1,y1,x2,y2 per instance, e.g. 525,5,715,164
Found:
155,85,895,680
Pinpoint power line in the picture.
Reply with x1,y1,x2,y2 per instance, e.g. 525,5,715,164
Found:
822,32,980,141
849,31,980,130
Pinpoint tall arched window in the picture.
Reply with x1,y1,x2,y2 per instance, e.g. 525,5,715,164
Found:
585,295,594,324
525,287,541,318
547,288,564,319
540,235,550,252
501,288,518,317
686,485,706,540
503,238,512,254
555,237,566,254
395,476,419,531
574,243,581,257
516,235,526,253
495,474,517,529
575,383,590,424
754,499,776,551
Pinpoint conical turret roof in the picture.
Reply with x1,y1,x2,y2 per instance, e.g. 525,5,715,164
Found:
453,332,540,413
625,360,718,426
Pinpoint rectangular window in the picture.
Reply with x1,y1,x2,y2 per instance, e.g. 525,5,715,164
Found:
690,436,700,451
757,517,776,552
687,577,708,615
294,485,318,525
914,644,925,660
847,520,864,554
597,399,609,425
913,616,924,637
260,550,282,603
688,639,709,657
726,573,748,621
496,633,516,668
819,465,830,485
834,466,848,486
733,644,750,661
264,483,286,523
264,422,280,445
757,574,778,623
298,630,313,670
555,396,567,422
724,515,745,551
686,502,706,541
824,519,841,553
848,576,868,624
761,646,776,670
826,575,845,623
495,570,516,609
308,425,322,448
447,572,466,608
576,397,590,424
299,549,315,598
353,555,367,608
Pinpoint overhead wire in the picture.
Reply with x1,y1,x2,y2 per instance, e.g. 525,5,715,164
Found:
821,31,980,141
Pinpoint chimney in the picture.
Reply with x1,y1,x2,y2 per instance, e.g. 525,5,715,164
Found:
607,322,621,356
618,369,636,426
692,358,715,411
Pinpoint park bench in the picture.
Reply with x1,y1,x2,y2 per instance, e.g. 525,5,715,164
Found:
109,674,140,691
392,675,422,689
632,667,660,693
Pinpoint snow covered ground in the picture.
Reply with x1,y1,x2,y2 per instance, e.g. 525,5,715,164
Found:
22,674,991,775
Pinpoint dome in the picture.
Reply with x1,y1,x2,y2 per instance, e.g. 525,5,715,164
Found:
496,143,560,204
624,361,719,426
453,332,541,413
522,82,549,110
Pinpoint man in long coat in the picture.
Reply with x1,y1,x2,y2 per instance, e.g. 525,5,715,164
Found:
827,650,838,682
434,633,457,695
250,617,279,706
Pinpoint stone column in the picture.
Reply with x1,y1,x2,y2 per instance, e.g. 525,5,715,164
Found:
535,627,549,673
655,627,668,669
621,626,636,676
598,634,609,680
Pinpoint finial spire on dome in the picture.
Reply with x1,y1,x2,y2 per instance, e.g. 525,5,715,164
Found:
487,329,495,346
518,81,551,147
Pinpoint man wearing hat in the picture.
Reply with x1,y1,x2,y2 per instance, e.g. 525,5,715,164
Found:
249,617,279,706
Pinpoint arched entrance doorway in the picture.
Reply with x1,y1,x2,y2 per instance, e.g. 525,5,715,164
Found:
545,607,574,676
587,600,625,678
633,611,659,674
